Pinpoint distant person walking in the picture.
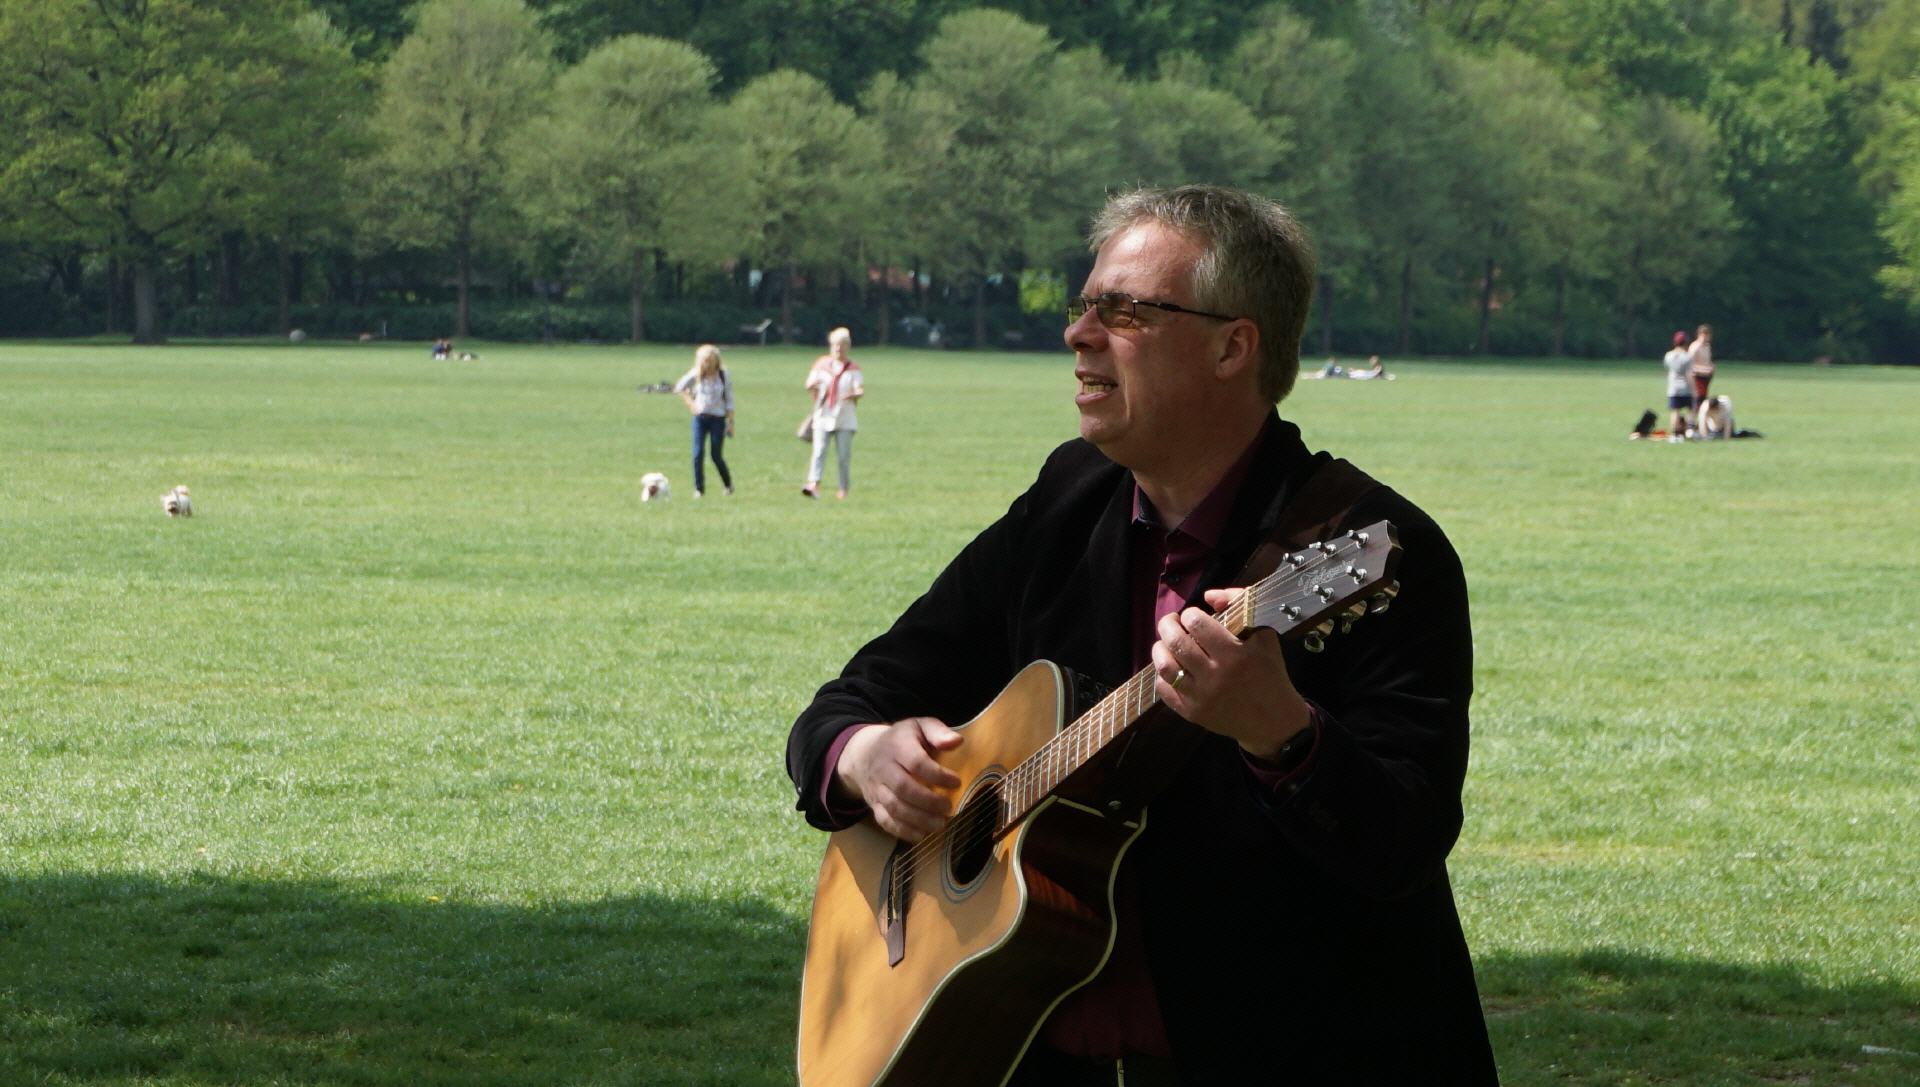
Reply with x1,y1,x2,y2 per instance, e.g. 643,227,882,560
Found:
1687,323,1714,421
802,327,863,499
1663,330,1694,442
675,344,734,497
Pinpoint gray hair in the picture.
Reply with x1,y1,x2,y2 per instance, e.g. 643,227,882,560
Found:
1088,185,1316,403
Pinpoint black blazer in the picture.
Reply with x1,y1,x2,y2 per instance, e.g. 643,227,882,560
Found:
788,415,1498,1083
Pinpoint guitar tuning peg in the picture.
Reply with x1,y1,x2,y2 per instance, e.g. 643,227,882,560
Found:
1344,601,1368,619
1368,580,1401,614
1303,631,1326,653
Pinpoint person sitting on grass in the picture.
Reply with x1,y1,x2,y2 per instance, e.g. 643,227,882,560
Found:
1348,354,1394,380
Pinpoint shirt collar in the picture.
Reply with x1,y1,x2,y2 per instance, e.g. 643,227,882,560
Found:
1129,418,1271,547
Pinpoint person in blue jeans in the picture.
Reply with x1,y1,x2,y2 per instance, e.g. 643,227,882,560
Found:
675,344,735,496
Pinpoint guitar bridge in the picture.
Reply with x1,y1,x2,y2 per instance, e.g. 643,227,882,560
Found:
879,841,908,966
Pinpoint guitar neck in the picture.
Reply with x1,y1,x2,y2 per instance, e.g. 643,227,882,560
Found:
984,521,1397,837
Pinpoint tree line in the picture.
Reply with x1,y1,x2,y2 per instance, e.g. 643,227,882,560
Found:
3,0,1919,362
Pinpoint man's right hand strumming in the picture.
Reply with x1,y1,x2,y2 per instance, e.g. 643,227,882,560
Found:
831,718,964,843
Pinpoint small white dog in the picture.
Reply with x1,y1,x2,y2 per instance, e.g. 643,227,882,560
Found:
640,472,671,502
162,485,193,517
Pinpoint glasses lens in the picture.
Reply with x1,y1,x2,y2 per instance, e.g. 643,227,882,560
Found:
1096,293,1137,328
1067,293,1139,328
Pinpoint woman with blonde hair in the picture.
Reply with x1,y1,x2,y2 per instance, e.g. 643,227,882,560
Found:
674,343,734,497
802,327,863,499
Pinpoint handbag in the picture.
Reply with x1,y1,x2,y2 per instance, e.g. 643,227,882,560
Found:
797,412,814,443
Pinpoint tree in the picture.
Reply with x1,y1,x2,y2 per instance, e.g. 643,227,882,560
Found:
361,0,553,338
1703,40,1883,357
858,70,958,343
315,0,419,60
1219,7,1357,354
0,0,337,342
516,35,720,342
1602,98,1733,355
1343,26,1465,354
531,0,938,100
233,12,372,333
909,10,1106,347
1870,79,1920,308
713,69,882,343
1435,43,1611,353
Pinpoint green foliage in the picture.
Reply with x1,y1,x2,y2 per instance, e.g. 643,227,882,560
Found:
1114,63,1284,193
239,11,374,329
0,0,343,340
1603,97,1736,355
713,69,882,341
1342,27,1463,353
1218,9,1352,251
359,0,555,335
1874,79,1920,308
514,34,724,341
912,10,1101,279
1704,40,1885,356
7,0,1920,359
856,70,957,271
531,0,938,100
316,0,419,60
1016,269,1066,317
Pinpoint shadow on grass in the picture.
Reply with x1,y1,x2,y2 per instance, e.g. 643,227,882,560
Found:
0,872,804,1086
5,876,1917,1086
1479,947,1920,1086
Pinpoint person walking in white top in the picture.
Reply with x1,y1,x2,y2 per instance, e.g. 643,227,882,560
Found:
803,327,864,499
675,343,735,496
1662,330,1694,441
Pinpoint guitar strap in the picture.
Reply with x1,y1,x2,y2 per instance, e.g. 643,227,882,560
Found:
1232,456,1385,586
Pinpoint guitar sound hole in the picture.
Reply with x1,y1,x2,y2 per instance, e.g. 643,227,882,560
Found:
943,774,1004,892
947,801,995,886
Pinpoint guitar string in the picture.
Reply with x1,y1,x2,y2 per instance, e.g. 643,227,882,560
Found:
885,541,1375,888
883,543,1369,888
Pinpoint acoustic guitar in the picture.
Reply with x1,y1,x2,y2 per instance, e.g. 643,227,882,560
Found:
797,521,1401,1087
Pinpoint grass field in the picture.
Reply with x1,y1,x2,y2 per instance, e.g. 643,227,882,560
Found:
2,338,1916,1086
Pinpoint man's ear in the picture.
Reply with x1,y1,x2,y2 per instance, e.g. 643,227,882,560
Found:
1213,319,1261,382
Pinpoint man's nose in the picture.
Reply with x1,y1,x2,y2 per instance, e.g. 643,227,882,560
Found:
1064,307,1105,353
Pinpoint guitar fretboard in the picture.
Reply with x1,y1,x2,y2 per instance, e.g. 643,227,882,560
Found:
989,586,1259,834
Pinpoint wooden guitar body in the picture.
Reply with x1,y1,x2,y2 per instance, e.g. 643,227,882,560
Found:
797,661,1145,1087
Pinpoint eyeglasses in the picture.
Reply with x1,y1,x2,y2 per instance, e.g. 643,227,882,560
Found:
1066,291,1239,328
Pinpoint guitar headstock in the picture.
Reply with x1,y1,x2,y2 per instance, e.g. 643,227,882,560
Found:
1242,520,1400,652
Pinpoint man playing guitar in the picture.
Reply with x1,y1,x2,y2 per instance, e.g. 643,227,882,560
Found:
788,184,1497,1086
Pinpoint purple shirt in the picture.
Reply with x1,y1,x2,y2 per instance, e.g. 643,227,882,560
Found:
1043,430,1321,1058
